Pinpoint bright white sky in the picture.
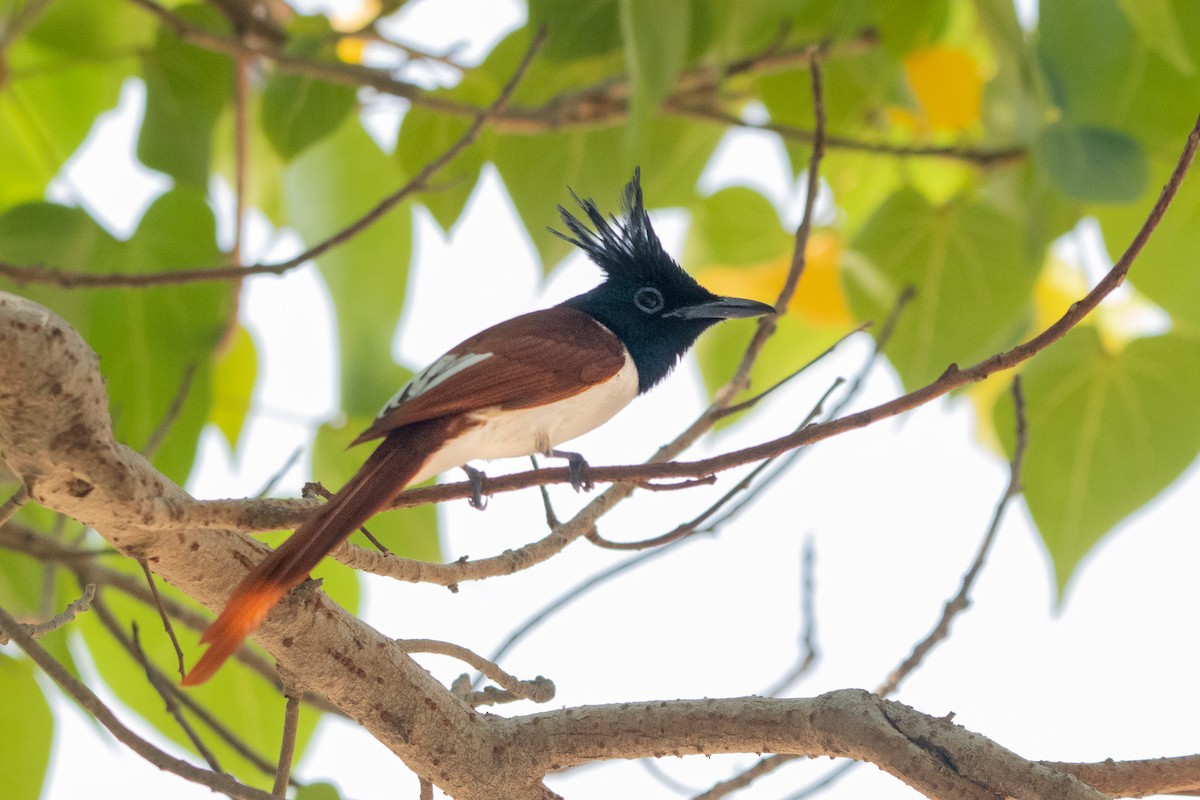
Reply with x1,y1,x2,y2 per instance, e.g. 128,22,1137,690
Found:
36,1,1200,799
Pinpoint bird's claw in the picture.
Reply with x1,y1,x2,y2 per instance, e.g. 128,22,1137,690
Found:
551,449,594,493
462,465,488,510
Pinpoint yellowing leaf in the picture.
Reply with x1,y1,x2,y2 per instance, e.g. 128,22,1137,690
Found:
1033,257,1089,332
336,36,367,64
904,45,982,132
697,231,850,328
792,232,851,327
210,325,258,450
1032,257,1161,355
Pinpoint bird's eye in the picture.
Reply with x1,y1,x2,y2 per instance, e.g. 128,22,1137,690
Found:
633,286,665,314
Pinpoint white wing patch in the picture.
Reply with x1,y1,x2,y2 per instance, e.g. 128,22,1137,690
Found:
381,352,493,413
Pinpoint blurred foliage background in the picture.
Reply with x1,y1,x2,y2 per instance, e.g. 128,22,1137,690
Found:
1,0,1198,796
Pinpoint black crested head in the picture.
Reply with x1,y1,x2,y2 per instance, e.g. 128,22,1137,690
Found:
554,169,775,394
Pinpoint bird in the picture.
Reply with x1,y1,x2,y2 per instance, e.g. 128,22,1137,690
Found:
182,168,775,686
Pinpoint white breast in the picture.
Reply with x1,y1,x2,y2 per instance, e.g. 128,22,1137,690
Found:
411,351,639,484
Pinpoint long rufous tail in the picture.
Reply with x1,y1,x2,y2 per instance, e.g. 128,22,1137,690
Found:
182,425,442,686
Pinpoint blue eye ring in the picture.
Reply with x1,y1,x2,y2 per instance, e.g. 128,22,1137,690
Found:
634,286,665,314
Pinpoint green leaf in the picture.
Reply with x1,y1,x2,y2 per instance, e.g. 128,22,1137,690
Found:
1115,0,1195,75
283,118,413,417
978,160,1081,269
1095,154,1200,330
312,415,441,563
1034,122,1147,204
683,186,792,267
261,25,358,161
101,190,231,481
618,0,690,138
395,71,497,232
296,782,345,800
873,0,953,58
1038,0,1200,153
213,103,289,225
0,37,128,209
0,548,44,617
844,189,1037,390
211,325,258,450
138,4,232,185
0,654,53,800
702,0,812,60
1038,0,1135,120
24,0,153,57
0,193,234,483
528,0,622,61
995,330,1200,595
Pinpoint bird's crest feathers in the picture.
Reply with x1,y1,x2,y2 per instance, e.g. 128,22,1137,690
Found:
551,167,677,283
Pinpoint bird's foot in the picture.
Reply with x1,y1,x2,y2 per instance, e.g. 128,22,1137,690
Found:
550,449,594,492
461,465,489,510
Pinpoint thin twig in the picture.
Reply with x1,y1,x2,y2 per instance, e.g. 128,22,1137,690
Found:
713,52,827,409
130,619,224,772
0,603,277,800
0,483,29,526
0,583,95,644
256,447,304,498
233,51,250,266
420,778,434,800
273,695,301,798
530,455,561,530
677,105,1025,166
140,558,187,679
400,638,554,704
875,376,1028,697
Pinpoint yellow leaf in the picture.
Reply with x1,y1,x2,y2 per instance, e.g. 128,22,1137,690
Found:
792,232,851,327
1033,257,1089,332
336,36,368,65
698,231,851,329
904,46,982,132
210,325,257,450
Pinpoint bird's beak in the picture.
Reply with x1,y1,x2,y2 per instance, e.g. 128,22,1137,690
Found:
664,296,777,320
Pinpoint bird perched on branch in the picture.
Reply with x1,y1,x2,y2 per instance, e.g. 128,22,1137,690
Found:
183,168,775,685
